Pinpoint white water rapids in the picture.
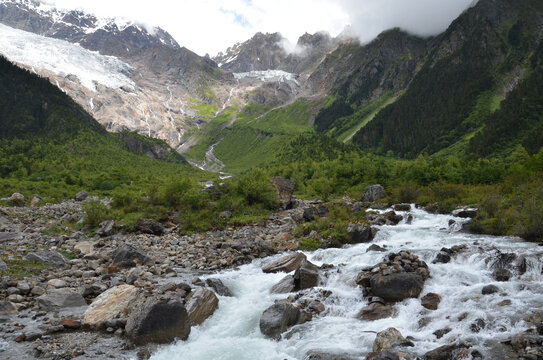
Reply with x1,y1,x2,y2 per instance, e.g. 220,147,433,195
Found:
150,206,543,360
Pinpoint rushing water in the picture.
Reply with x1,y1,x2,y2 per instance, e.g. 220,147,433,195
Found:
151,206,543,360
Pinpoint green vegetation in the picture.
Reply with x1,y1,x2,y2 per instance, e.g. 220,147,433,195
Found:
0,258,50,280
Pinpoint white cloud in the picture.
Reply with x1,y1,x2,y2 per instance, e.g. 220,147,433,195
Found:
40,0,476,56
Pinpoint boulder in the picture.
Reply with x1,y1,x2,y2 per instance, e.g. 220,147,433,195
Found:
74,241,94,256
432,252,451,264
304,351,358,360
373,327,405,352
262,252,307,273
424,344,457,360
452,208,477,218
218,211,232,219
492,268,511,282
96,220,115,237
30,195,42,207
0,260,7,270
185,288,219,326
294,266,319,290
125,297,190,345
0,232,23,243
270,275,296,294
346,222,374,244
0,301,18,315
259,300,311,340
26,251,67,267
362,185,386,202
370,273,424,302
355,271,373,288
269,177,296,209
393,204,411,212
482,284,499,295
74,191,89,202
205,278,233,297
8,192,25,207
366,351,401,360
367,244,386,252
302,206,329,222
421,293,441,310
111,245,153,268
383,211,403,225
136,219,164,236
37,288,87,311
357,303,395,321
82,284,140,329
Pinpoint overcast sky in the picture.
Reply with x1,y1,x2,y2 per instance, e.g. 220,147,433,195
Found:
40,0,477,56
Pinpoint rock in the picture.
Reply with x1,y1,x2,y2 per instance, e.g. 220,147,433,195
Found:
498,299,512,306
218,211,232,219
373,327,405,352
270,275,296,294
185,288,219,326
205,278,233,297
433,327,452,339
482,284,499,295
452,208,477,218
493,268,511,282
37,288,87,311
294,266,319,290
0,301,18,315
304,351,358,360
136,219,164,235
357,303,395,321
30,195,42,207
17,281,30,295
424,344,457,360
31,285,46,296
8,192,25,207
259,300,311,340
82,284,140,329
26,251,67,267
346,222,374,244
370,273,424,302
355,271,373,287
393,204,411,211
47,278,67,288
421,293,441,310
0,232,23,243
432,252,451,264
383,211,403,225
111,245,153,268
470,318,486,333
362,185,386,202
262,252,307,273
74,191,89,201
302,206,329,222
308,300,325,314
74,241,94,255
0,260,7,270
61,319,82,329
125,297,191,345
367,244,386,252
127,267,144,285
269,177,296,209
366,351,402,360
96,220,115,237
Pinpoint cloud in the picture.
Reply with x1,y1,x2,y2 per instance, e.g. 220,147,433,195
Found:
339,0,477,44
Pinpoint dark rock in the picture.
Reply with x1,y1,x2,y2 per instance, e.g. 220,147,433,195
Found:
482,284,499,295
259,300,311,340
355,271,373,288
185,288,219,326
26,251,67,267
74,190,89,201
37,288,87,311
470,318,486,333
424,344,457,360
294,266,319,290
125,298,190,345
96,220,115,237
367,244,386,252
383,211,403,225
393,204,411,211
421,293,441,310
269,177,296,209
270,275,296,294
60,319,82,329
111,245,153,268
346,222,374,243
302,206,328,222
370,273,424,302
304,351,358,360
205,278,233,297
373,327,405,352
432,252,451,264
366,351,401,360
433,327,451,339
357,302,395,321
0,232,24,243
362,185,386,202
136,219,164,235
262,252,307,273
452,208,477,218
406,214,413,224
493,268,511,282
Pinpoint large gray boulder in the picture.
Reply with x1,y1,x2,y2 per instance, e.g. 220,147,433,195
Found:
269,177,296,209
37,288,87,311
294,264,319,290
373,327,406,352
259,300,311,340
111,245,153,268
96,220,115,237
74,190,89,202
185,288,219,326
346,222,375,244
136,219,164,236
270,275,296,294
125,297,190,345
362,185,386,202
262,252,307,273
0,301,18,315
82,284,140,329
205,278,233,297
8,192,25,207
370,273,424,302
0,232,23,243
26,251,67,267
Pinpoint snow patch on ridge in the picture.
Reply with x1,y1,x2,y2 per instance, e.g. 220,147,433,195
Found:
233,70,299,85
0,23,135,92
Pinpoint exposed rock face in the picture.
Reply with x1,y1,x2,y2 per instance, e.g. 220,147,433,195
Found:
25,251,67,267
362,185,386,203
111,245,153,268
262,252,307,273
270,275,296,294
185,288,219,326
373,327,406,352
259,300,311,340
37,288,87,311
269,177,296,209
82,284,140,329
370,273,424,302
125,298,191,345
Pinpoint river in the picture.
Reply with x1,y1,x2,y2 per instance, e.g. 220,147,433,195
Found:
150,205,543,359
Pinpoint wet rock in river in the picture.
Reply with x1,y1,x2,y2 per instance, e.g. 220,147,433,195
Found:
262,252,307,273
260,299,311,340
370,273,424,302
482,284,499,295
493,268,512,282
372,327,406,352
357,302,395,321
421,293,441,310
206,278,233,297
185,288,219,326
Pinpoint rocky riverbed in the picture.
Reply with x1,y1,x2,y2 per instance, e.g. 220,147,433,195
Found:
0,191,542,360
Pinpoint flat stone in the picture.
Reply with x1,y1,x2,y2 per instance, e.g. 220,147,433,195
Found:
37,288,87,311
26,251,67,267
82,284,140,329
185,288,219,326
262,252,307,273
0,232,23,242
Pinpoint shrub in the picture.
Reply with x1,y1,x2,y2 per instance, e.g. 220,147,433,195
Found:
299,237,321,251
83,200,112,228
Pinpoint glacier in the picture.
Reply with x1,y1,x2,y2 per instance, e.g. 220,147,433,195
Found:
0,23,135,92
233,70,300,85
